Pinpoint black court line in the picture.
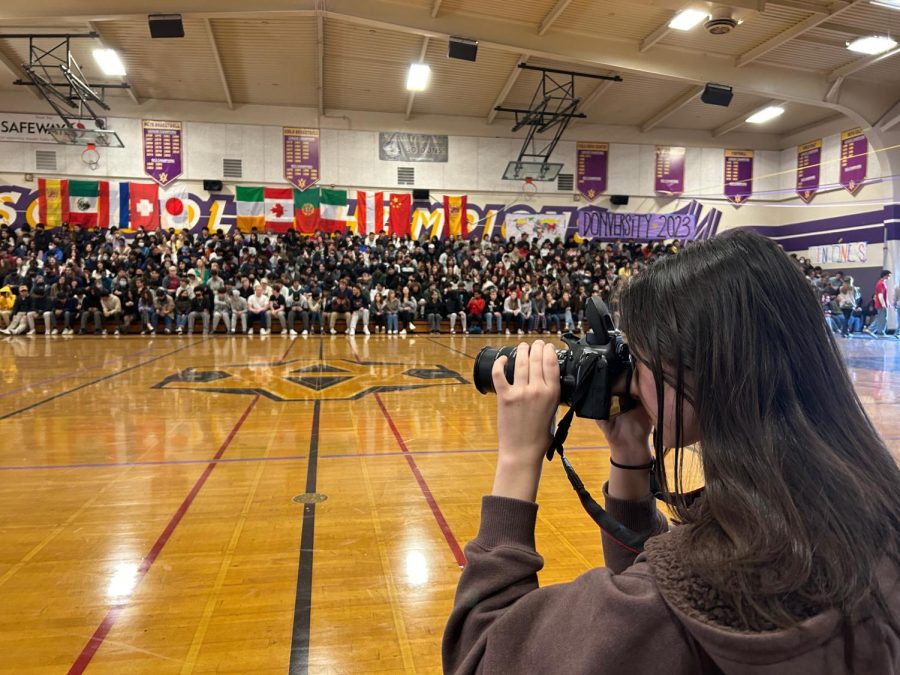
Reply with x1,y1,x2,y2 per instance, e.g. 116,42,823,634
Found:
289,336,324,675
427,337,476,360
0,338,209,421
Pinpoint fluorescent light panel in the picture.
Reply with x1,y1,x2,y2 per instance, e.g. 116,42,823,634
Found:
746,106,785,124
870,0,900,9
406,63,431,91
846,35,898,54
668,8,708,30
93,48,126,76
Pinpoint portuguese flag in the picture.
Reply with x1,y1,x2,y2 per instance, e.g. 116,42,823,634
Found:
294,187,320,235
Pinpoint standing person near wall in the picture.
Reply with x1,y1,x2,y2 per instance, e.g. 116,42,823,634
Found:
868,270,892,337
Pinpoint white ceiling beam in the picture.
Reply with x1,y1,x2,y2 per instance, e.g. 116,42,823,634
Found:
639,17,674,53
825,76,843,103
431,0,443,18
405,36,429,120
877,99,900,133
316,12,324,115
202,18,233,110
639,85,703,133
736,0,864,67
713,100,787,138
87,21,140,104
829,46,900,81
538,0,573,36
486,55,527,125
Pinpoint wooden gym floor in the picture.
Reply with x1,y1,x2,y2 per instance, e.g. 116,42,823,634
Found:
0,334,897,674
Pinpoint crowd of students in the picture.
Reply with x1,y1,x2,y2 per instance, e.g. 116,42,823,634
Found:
0,221,896,339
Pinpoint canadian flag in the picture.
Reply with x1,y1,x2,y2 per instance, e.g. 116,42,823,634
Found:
265,187,294,233
129,182,160,231
161,187,190,230
356,191,384,234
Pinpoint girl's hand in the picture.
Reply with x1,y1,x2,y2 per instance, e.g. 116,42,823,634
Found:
491,341,560,502
596,406,653,466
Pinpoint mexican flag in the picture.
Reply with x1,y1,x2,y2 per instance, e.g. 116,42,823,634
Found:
264,187,294,233
68,180,109,229
321,189,347,233
294,187,320,235
235,186,265,233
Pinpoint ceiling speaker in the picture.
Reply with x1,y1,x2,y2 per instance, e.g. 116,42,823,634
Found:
448,37,478,62
701,83,733,107
149,14,185,38
412,188,430,201
610,195,630,206
204,179,223,192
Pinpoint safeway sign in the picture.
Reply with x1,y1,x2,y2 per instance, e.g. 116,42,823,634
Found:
0,112,104,144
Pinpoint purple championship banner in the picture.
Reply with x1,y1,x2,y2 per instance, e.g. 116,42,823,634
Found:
142,120,183,186
577,206,697,241
796,139,822,204
840,127,867,196
576,142,608,201
655,146,685,195
283,127,320,190
724,149,753,205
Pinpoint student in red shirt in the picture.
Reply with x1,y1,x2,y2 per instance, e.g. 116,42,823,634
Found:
868,269,892,337
465,289,485,334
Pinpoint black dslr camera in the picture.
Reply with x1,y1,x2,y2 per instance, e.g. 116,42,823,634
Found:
473,298,636,420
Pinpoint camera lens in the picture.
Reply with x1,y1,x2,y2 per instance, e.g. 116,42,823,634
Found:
472,346,518,394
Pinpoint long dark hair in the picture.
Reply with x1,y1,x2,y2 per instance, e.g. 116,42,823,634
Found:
619,230,900,633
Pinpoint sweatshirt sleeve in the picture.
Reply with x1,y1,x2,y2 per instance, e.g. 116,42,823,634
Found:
601,482,670,574
443,496,691,675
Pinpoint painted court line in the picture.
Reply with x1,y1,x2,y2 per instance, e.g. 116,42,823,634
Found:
1,338,210,420
67,395,259,675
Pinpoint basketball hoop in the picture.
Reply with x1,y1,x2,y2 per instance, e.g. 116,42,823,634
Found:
82,143,100,171
521,177,538,201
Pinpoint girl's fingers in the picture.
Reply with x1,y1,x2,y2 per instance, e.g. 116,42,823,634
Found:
543,342,560,391
491,355,511,395
514,342,530,387
529,340,545,385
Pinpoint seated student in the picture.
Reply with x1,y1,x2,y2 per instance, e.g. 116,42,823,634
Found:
99,289,122,336
115,284,137,335
211,288,230,334
306,292,324,335
384,289,400,336
27,285,51,335
247,285,270,336
269,283,288,334
443,282,468,335
484,288,504,335
286,282,309,336
174,289,192,335
348,285,370,336
443,231,900,674
0,285,32,336
50,290,74,335
154,288,176,334
466,289,486,333
530,289,547,333
371,292,387,334
398,286,418,335
0,286,14,328
502,288,525,335
228,289,248,335
329,279,352,335
187,287,211,335
424,290,444,334
139,289,157,335
79,285,103,335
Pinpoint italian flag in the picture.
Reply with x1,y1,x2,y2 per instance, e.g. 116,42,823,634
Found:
321,189,347,233
38,178,69,228
68,180,109,229
264,187,294,233
235,186,265,233
294,187,320,235
356,191,384,234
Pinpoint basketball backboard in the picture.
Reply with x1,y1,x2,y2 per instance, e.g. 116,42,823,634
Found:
502,161,563,181
48,127,125,148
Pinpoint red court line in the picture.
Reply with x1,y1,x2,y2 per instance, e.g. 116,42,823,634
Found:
373,392,467,568
67,395,260,675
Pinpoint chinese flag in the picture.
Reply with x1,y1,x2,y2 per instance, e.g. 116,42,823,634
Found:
442,195,468,238
388,193,411,237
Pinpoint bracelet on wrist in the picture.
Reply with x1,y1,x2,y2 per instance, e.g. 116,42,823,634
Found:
609,457,655,471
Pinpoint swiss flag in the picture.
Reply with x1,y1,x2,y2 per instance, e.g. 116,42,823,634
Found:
130,183,160,230
388,193,411,238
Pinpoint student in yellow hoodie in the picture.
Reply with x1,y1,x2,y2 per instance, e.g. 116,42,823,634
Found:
0,286,15,328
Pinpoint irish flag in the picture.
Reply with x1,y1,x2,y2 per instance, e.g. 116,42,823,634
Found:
294,188,320,235
68,180,109,229
38,178,68,228
235,186,265,233
321,189,347,233
265,187,294,233
356,191,384,234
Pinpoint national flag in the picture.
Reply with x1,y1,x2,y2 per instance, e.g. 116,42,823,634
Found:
235,186,265,233
265,187,294,233
321,189,348,233
356,191,384,234
294,188,320,235
389,193,411,237
130,183,160,230
443,195,468,238
38,178,68,228
108,182,130,229
68,180,109,229
161,187,190,230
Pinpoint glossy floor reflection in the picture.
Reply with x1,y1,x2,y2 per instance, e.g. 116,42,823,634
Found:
0,334,897,673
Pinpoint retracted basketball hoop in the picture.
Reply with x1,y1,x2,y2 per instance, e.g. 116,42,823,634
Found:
521,176,538,201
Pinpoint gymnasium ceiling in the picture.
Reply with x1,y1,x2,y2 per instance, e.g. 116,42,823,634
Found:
0,0,898,140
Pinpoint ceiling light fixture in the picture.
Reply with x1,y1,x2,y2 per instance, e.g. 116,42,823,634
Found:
846,35,898,54
92,48,126,76
668,8,708,30
870,0,900,9
406,63,431,92
746,106,785,124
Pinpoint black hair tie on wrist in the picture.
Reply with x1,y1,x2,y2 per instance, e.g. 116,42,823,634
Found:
609,457,655,471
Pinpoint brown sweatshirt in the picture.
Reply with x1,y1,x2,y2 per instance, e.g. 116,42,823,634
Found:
443,489,900,674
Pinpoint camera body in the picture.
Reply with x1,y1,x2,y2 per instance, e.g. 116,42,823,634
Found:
473,298,636,420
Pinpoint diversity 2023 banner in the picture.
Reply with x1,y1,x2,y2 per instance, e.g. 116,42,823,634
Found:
142,120,183,186
576,142,608,201
796,139,821,204
724,149,753,205
577,206,697,241
283,127,320,190
840,127,867,196
655,146,685,195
